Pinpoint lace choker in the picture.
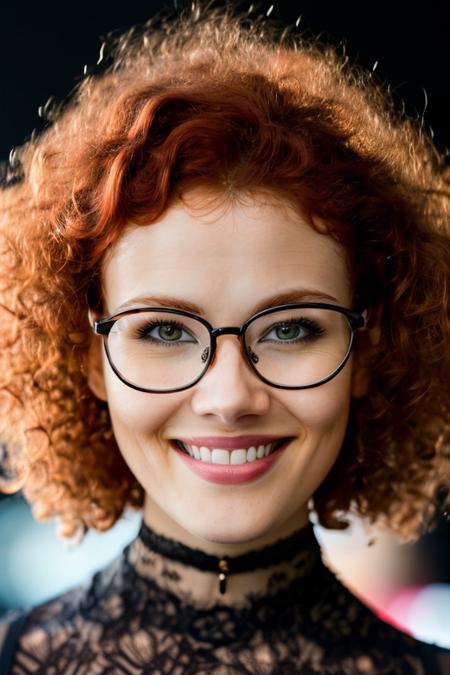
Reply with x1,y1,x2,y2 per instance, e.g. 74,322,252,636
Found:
138,521,317,595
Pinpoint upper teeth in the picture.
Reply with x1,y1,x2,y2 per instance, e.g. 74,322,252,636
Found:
178,442,278,465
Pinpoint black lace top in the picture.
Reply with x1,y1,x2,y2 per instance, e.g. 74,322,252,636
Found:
1,519,449,674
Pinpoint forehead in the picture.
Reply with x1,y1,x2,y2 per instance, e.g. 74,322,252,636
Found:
102,189,352,318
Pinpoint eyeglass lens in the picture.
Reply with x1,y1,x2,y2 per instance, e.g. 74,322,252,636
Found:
105,307,353,391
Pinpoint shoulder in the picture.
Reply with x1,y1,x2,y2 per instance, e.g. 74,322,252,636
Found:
0,608,31,674
318,565,450,674
0,584,87,673
0,553,129,672
419,641,450,675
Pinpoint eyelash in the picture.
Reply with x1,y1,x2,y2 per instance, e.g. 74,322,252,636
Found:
262,317,325,343
135,319,191,346
134,317,325,344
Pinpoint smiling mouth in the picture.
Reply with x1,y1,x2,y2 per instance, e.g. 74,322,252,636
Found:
173,438,292,465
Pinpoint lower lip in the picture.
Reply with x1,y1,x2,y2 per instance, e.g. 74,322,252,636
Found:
172,439,292,485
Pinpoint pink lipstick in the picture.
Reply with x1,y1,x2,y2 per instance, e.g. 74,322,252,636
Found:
171,437,293,485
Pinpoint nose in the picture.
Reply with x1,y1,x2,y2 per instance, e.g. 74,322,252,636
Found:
190,335,271,425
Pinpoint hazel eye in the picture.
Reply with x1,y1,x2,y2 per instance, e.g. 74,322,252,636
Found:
136,320,196,344
272,323,307,340
150,323,182,342
260,319,325,344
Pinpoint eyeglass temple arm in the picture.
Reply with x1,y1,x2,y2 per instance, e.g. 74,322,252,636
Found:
93,306,367,336
350,307,369,330
94,319,114,335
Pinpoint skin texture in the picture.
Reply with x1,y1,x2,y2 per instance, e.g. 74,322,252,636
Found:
88,188,368,561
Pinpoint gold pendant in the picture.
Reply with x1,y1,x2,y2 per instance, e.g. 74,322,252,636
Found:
218,558,229,594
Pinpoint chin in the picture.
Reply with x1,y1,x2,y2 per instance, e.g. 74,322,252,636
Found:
181,512,281,547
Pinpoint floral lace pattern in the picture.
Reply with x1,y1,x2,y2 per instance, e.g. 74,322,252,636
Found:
4,522,448,674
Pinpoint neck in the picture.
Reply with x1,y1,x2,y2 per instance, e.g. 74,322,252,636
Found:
142,495,311,555
126,503,321,609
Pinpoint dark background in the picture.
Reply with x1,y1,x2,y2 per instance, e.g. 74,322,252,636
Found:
0,0,448,161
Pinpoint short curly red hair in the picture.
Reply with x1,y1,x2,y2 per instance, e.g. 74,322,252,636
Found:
0,6,449,540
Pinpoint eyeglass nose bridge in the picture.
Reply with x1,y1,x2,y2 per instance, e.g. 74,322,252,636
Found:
205,325,259,372
210,326,243,338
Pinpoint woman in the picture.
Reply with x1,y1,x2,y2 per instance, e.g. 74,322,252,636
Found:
0,6,449,673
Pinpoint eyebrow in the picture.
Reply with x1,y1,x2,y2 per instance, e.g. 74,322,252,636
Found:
115,289,340,316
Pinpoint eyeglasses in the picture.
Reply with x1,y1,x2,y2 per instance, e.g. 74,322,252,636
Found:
93,302,365,393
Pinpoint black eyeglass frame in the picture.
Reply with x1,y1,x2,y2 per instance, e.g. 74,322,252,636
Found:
93,302,366,394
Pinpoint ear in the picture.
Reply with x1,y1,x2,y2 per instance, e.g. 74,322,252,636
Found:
351,308,381,399
86,311,108,402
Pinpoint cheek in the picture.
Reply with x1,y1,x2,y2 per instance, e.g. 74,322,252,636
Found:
281,366,353,467
104,377,184,490
103,365,182,443
278,371,353,506
288,380,351,436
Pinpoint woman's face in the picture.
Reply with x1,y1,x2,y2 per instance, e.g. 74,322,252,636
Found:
89,188,366,549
